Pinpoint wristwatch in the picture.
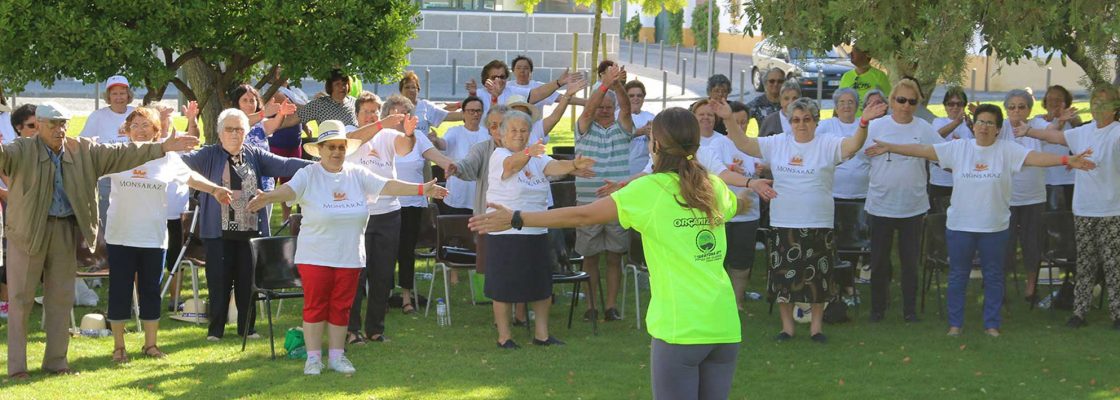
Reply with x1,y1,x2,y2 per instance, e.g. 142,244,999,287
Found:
511,210,524,230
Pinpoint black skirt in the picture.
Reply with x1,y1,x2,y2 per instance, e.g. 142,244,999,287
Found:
767,227,837,304
483,233,553,303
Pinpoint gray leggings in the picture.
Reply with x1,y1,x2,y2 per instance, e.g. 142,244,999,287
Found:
651,338,740,400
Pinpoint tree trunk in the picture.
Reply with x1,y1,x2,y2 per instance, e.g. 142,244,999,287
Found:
1065,42,1108,88
142,82,168,105
184,58,223,144
590,1,602,86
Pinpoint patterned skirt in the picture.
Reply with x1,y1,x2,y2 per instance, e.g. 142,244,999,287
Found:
766,227,837,304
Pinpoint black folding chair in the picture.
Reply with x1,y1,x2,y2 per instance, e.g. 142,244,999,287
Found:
834,200,871,314
550,227,597,335
621,230,648,329
243,236,303,359
920,213,949,317
1040,210,1078,312
425,215,477,324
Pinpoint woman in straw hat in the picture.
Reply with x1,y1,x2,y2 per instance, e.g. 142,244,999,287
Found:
247,120,448,375
104,107,233,363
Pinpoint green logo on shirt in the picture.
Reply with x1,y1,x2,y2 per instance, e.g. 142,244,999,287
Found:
695,230,716,253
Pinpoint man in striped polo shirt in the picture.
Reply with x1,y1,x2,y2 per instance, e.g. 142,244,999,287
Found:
574,64,636,322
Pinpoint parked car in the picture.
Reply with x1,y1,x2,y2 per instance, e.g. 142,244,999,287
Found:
751,39,854,98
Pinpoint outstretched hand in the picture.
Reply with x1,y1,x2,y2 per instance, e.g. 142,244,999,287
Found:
423,179,449,199
864,139,890,157
182,101,199,122
747,178,777,201
161,134,200,152
595,179,625,197
211,186,234,205
862,102,888,121
468,202,515,234
1068,148,1096,171
246,190,269,212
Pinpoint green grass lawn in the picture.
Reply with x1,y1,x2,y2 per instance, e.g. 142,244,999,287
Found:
4,101,1112,399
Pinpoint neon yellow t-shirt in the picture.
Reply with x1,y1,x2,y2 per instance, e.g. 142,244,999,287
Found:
611,172,741,345
839,67,891,116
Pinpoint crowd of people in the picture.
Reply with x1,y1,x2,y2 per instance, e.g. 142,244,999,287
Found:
1,49,1118,400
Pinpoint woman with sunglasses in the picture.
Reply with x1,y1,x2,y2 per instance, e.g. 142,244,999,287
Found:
863,78,944,323
867,104,1094,337
247,121,447,375
928,87,973,207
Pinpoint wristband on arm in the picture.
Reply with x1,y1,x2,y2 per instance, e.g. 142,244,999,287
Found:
1061,155,1069,166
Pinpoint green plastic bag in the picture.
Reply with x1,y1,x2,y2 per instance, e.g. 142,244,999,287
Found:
284,328,306,360
469,270,491,304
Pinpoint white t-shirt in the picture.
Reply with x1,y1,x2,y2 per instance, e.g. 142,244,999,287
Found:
642,146,729,176
508,80,560,112
477,87,526,116
816,118,868,199
0,112,16,144
444,125,490,210
80,106,135,144
616,109,655,129
1002,120,1048,206
414,99,450,135
529,120,550,145
928,117,974,187
346,128,405,215
486,148,555,235
1064,121,1120,217
934,139,1029,232
1034,116,1076,185
727,147,761,222
864,117,943,218
625,110,656,175
758,133,845,228
395,132,436,208
287,163,388,268
104,153,192,248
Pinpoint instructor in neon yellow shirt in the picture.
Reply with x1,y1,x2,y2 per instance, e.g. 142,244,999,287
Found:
839,46,891,117
469,108,751,400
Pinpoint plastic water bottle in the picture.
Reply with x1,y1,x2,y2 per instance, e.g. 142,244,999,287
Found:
746,292,762,301
528,310,536,321
436,298,449,327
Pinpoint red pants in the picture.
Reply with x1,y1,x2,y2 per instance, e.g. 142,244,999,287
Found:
298,264,361,326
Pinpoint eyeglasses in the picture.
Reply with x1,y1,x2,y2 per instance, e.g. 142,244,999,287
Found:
1006,105,1030,111
974,120,998,127
222,127,246,135
320,143,348,152
894,97,918,106
789,117,817,125
129,122,155,130
464,108,483,114
837,100,856,106
766,79,783,84
945,101,965,107
488,75,508,80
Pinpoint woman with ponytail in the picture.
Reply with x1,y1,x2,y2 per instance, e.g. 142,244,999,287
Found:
471,108,749,400
726,97,885,343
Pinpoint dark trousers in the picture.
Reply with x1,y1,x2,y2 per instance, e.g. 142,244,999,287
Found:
869,213,924,317
1007,203,1044,278
395,207,423,291
203,238,257,338
106,245,166,322
349,210,401,336
165,218,183,272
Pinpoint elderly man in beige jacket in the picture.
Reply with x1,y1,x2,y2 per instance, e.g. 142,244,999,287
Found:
2,102,199,380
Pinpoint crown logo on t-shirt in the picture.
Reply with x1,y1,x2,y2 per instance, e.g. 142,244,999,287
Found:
368,148,380,158
333,191,347,201
524,169,534,179
789,155,804,167
974,163,989,172
131,168,147,178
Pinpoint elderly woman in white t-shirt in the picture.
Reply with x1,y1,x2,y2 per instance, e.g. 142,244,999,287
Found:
1015,84,1120,330
1034,85,1082,208
1001,89,1051,304
726,97,884,342
928,86,973,206
248,125,447,375
484,110,594,349
869,104,1093,337
104,107,233,363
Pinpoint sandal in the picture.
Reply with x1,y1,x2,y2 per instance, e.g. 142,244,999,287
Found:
402,303,416,314
365,333,389,342
347,332,367,345
112,347,129,364
142,345,167,359
8,371,31,380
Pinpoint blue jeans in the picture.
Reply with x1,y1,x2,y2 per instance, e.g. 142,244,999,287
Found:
946,229,1009,329
107,245,166,322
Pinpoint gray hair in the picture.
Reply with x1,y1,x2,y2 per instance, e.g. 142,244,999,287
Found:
1004,89,1035,110
707,74,732,94
499,110,533,134
484,104,511,125
216,108,249,131
764,67,786,80
832,87,860,108
786,97,821,121
863,89,885,110
780,79,802,97
381,94,415,118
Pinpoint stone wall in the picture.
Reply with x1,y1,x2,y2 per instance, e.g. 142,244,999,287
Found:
405,10,620,98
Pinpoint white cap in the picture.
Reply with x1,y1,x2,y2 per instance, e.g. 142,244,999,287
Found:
35,102,73,120
106,75,130,89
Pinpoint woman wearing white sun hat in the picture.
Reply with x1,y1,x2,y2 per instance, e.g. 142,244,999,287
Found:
248,120,448,375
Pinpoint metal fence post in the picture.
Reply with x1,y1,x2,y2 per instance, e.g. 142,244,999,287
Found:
816,66,823,101
970,68,977,99
424,68,431,100
659,42,665,71
629,40,634,64
681,59,688,95
740,69,746,102
662,70,668,110
451,59,458,97
728,53,734,85
643,41,649,67
1046,67,1052,89
94,82,100,110
675,45,681,74
692,46,698,78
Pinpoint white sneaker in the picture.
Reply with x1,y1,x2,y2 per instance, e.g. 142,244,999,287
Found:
755,242,766,251
206,336,220,342
245,333,262,340
328,355,356,374
304,358,324,375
